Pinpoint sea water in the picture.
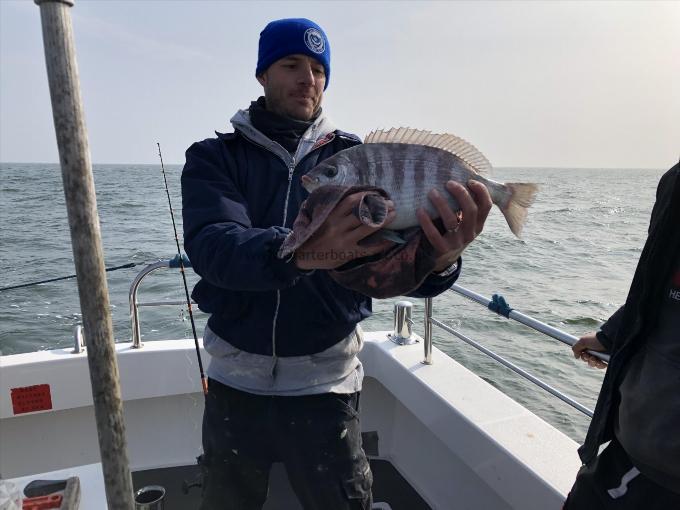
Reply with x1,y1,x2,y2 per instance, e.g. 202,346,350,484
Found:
0,162,666,442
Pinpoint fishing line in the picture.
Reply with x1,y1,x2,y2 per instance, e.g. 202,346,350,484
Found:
0,262,140,292
157,143,208,396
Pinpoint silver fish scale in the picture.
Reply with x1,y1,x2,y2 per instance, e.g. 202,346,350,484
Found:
354,143,502,230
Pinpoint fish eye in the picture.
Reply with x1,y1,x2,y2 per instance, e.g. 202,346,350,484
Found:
325,167,338,178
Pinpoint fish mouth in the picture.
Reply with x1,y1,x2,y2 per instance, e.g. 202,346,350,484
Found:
301,174,319,191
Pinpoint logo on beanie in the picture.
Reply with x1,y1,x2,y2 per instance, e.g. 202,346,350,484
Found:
304,28,325,54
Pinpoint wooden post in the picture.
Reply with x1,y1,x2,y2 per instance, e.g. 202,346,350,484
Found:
34,1,134,508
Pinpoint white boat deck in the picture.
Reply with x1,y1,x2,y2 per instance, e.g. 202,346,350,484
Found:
1,331,581,509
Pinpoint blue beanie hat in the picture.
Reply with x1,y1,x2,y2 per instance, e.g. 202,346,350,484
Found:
256,18,331,90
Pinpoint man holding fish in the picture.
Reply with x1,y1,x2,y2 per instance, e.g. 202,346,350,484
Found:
181,17,515,510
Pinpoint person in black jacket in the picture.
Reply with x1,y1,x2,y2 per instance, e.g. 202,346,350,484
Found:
182,18,492,510
564,162,680,509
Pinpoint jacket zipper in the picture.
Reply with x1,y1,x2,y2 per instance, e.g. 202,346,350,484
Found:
271,158,297,375
281,158,296,226
241,133,338,379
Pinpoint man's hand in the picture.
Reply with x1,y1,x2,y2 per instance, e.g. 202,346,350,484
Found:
294,193,396,270
572,332,608,369
418,180,493,272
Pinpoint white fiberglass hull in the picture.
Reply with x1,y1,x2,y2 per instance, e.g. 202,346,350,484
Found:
0,332,580,509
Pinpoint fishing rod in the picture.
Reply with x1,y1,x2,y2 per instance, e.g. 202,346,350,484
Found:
0,262,138,292
157,143,208,395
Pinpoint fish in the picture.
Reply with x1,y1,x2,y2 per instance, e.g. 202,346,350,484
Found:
301,127,538,237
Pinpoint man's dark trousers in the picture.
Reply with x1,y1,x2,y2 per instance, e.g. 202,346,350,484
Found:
199,378,373,510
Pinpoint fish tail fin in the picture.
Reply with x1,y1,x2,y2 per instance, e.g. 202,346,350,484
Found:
500,183,538,237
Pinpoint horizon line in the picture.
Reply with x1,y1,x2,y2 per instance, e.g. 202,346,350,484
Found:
0,161,668,171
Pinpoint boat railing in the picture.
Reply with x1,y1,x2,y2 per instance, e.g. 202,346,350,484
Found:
126,258,604,417
422,284,610,418
72,324,85,353
129,255,198,348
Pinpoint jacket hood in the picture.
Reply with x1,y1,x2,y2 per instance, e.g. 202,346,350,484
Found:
230,107,338,164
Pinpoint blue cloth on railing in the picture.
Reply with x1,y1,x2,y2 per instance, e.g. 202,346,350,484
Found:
169,253,192,268
488,293,513,318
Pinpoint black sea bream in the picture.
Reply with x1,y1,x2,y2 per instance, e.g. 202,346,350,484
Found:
301,128,538,236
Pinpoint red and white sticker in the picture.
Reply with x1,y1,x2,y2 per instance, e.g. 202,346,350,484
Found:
11,384,53,414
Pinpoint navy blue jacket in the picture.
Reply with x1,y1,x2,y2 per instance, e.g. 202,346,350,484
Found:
181,122,459,357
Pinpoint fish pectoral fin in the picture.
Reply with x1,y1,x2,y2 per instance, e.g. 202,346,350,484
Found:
357,229,407,247
379,230,407,244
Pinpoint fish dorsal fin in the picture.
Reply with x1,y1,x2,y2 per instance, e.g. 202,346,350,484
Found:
364,127,492,174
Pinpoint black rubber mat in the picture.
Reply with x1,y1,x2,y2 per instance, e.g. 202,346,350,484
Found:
132,458,431,509
370,458,431,510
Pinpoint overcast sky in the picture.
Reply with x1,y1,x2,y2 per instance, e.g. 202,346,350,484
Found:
1,0,678,168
